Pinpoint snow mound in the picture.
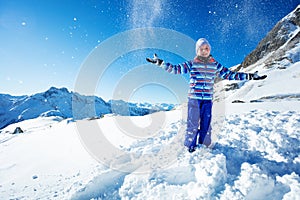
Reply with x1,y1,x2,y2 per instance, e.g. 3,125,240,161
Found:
0,108,295,199
0,107,299,199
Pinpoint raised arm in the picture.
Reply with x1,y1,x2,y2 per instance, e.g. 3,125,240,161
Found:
146,54,191,74
216,61,267,81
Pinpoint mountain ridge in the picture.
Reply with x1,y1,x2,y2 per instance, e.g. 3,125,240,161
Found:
239,5,300,70
215,5,300,104
0,87,175,129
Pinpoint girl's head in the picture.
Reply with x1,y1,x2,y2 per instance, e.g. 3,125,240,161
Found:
195,38,211,57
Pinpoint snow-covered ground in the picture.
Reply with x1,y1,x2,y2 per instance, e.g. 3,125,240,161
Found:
1,63,300,199
0,94,299,199
1,54,300,199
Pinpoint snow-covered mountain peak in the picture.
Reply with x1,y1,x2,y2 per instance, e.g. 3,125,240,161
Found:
0,87,175,130
40,86,70,98
216,5,300,104
239,5,300,70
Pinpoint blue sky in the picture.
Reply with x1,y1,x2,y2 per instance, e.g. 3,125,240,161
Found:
0,0,299,103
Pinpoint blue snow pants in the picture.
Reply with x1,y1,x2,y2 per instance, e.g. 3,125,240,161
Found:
184,98,212,149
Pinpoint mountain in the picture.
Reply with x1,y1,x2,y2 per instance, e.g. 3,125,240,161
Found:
0,87,174,129
108,99,174,116
0,6,300,200
214,5,300,104
238,5,299,70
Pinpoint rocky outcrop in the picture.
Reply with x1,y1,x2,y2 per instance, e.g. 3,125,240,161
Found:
12,127,24,134
239,5,300,70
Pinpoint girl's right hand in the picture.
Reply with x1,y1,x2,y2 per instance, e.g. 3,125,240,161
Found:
146,54,163,66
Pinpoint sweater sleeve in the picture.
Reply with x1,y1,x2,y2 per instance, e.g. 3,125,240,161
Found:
216,62,249,80
161,61,192,74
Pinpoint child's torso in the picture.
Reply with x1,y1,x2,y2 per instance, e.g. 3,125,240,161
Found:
188,59,218,100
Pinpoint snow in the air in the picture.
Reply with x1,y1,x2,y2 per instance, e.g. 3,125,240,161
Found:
1,5,300,200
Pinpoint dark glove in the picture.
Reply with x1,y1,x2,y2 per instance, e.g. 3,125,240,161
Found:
146,54,164,66
249,71,267,80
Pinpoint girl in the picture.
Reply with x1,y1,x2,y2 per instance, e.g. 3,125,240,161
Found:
146,38,267,152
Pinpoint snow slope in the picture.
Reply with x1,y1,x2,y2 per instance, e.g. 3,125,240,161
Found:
1,63,300,199
1,55,300,199
0,100,299,199
214,4,300,106
214,62,300,105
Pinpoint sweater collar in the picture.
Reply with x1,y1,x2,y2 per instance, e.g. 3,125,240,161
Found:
194,55,215,63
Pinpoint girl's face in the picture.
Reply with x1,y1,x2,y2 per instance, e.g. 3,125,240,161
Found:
197,44,211,57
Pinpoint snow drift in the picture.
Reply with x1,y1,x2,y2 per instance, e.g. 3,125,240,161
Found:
0,103,299,199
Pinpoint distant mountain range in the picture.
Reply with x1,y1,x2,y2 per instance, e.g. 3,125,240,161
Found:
1,6,299,130
0,87,175,129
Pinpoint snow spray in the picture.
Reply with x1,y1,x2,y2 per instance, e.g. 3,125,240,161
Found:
73,1,226,174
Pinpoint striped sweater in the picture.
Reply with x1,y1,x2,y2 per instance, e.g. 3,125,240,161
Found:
162,56,250,100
